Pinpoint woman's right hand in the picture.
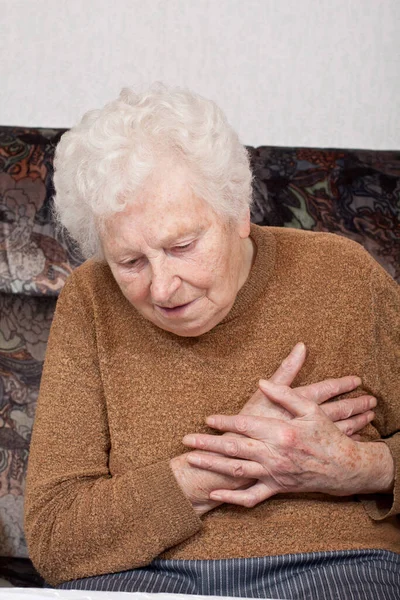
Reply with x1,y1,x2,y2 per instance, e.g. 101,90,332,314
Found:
172,343,376,516
240,343,376,439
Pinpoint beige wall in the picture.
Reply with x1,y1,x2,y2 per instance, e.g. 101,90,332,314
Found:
1,0,399,148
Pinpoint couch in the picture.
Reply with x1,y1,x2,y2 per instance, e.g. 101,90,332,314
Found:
0,125,399,586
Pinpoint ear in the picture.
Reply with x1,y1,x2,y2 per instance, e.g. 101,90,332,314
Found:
238,207,251,239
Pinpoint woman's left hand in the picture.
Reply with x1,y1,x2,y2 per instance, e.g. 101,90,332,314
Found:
182,379,395,507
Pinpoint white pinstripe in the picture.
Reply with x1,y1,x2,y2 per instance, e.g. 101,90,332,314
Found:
57,549,400,599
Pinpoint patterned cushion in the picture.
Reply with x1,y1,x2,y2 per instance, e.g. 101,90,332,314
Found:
0,293,55,558
0,125,399,571
247,146,400,283
0,127,83,296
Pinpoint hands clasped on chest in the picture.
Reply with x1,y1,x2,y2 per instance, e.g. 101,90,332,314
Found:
170,342,395,516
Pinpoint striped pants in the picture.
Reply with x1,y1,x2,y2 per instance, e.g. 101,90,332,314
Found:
56,549,400,599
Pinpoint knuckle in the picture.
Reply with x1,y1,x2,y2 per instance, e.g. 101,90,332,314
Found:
363,396,376,410
226,440,240,457
232,463,245,478
235,416,249,433
343,422,354,437
244,493,258,508
338,399,353,420
362,397,373,411
197,437,206,449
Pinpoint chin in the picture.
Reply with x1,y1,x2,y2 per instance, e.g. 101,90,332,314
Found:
153,315,217,337
160,323,213,337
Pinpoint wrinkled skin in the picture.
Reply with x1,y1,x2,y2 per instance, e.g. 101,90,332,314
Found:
174,343,381,515
182,351,394,509
101,166,254,337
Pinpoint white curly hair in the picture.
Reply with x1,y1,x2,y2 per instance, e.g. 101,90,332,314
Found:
53,84,253,258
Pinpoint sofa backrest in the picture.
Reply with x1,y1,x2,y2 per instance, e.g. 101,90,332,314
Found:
0,125,399,558
247,145,400,282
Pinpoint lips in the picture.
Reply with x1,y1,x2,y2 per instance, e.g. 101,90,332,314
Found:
160,302,190,310
155,297,200,317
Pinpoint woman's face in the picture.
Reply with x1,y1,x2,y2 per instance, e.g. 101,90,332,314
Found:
101,169,253,337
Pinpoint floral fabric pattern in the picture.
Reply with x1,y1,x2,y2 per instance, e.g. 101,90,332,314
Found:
0,292,55,558
0,127,83,296
247,146,400,282
0,124,399,574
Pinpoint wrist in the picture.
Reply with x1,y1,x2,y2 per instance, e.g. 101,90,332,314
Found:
357,441,395,494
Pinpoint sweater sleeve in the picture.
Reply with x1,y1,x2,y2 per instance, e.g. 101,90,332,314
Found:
360,261,400,520
24,274,201,586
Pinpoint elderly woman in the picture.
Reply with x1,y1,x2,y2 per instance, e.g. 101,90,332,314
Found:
25,85,399,599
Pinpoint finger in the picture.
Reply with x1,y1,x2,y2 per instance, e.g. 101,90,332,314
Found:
351,434,362,441
186,451,264,479
202,414,275,439
334,411,375,437
183,432,260,460
210,481,273,508
294,376,362,405
269,343,306,386
258,379,318,418
322,395,377,422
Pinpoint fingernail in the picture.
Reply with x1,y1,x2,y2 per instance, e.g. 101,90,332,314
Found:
210,492,222,501
353,377,362,387
187,454,202,466
259,379,273,392
294,342,305,356
183,435,196,445
368,397,377,407
206,417,216,426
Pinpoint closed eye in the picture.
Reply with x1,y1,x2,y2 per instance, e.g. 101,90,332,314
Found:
122,257,141,267
119,240,195,267
173,241,194,252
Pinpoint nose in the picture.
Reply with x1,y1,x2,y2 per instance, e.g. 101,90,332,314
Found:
150,260,181,305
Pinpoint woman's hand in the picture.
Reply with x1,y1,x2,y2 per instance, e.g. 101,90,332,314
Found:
239,343,376,438
172,343,376,515
170,452,251,517
182,379,394,508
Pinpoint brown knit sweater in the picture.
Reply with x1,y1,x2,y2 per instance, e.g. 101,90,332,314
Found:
25,225,400,586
